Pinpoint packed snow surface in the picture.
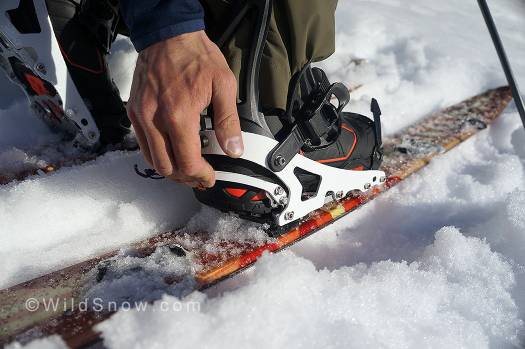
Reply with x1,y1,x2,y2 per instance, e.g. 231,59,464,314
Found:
1,0,525,348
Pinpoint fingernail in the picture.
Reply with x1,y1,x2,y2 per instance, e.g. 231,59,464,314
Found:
225,136,244,157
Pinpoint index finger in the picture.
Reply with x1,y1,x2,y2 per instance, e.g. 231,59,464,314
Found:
168,110,215,188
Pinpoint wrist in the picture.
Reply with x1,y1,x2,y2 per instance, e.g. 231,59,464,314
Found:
140,30,216,61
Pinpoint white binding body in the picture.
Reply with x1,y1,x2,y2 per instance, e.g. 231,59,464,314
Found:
202,130,385,226
0,0,99,146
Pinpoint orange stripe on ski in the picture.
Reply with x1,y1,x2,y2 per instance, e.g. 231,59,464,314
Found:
195,173,411,285
195,179,398,285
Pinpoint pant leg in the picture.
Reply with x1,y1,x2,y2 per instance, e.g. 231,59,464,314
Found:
201,0,338,112
46,0,131,145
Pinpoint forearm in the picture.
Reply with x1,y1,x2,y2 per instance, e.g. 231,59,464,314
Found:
119,0,205,51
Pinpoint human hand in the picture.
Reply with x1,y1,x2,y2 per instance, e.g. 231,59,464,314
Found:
127,30,243,188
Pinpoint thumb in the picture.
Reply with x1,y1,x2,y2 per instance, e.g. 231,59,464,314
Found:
212,71,243,158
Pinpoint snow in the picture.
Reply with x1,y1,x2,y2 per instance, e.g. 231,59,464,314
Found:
5,335,68,349
0,151,200,287
96,229,521,349
107,35,138,102
1,0,525,348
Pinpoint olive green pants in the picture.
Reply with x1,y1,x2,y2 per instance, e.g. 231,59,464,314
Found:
201,0,338,112
51,0,337,112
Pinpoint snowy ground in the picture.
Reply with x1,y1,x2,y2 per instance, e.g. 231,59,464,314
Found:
2,0,525,348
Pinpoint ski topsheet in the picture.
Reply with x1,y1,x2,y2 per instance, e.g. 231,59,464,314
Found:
0,87,512,348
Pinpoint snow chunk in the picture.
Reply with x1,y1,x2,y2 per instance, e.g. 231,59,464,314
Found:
183,205,268,243
83,246,196,307
96,228,521,349
6,335,68,349
0,101,58,152
0,148,47,174
107,36,138,102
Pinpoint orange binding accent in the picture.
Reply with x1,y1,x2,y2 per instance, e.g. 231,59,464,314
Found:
224,188,248,198
250,191,267,201
24,73,49,96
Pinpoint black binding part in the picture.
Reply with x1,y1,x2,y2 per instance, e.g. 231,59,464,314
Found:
134,164,164,180
78,0,120,53
370,98,384,170
371,98,382,148
267,65,350,172
7,0,42,34
214,0,273,137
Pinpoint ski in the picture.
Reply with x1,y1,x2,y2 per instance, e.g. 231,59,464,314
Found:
0,86,512,348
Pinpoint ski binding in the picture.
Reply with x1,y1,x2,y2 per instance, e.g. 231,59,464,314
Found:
0,0,100,147
201,130,385,226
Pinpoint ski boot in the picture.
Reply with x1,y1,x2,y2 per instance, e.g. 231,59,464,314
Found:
194,0,386,227
0,0,131,148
